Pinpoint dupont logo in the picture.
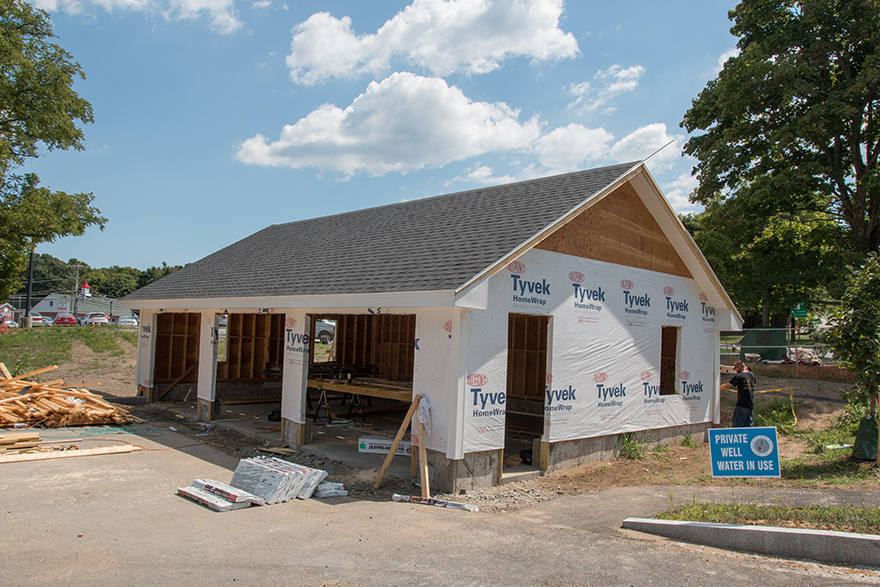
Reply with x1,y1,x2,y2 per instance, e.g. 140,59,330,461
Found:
467,374,488,386
678,371,691,380
507,261,526,274
699,293,708,302
664,286,675,296
569,271,585,283
286,318,297,328
620,279,634,290
593,372,608,383
640,371,653,382
443,320,453,333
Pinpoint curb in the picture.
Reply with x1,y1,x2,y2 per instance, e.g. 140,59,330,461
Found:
622,517,880,568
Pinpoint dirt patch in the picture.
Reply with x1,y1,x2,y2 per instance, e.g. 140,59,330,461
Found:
44,340,139,398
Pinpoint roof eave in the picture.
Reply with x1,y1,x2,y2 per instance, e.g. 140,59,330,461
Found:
118,288,475,311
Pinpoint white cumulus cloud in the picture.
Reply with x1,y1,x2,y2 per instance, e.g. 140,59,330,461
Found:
533,124,615,174
287,0,579,85
609,123,683,168
567,64,645,116
662,172,702,214
235,72,542,175
33,0,242,34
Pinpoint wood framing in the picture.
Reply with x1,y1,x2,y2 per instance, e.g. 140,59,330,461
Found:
218,313,285,382
154,313,200,383
333,314,416,380
506,313,549,401
536,183,692,279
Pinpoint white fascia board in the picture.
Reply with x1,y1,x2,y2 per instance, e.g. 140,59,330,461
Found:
627,168,744,331
118,289,458,311
454,278,489,309
455,162,643,297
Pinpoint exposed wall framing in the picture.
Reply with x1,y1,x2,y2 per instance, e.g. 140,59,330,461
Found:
330,314,416,380
154,313,200,383
506,313,549,401
536,183,692,278
218,313,285,381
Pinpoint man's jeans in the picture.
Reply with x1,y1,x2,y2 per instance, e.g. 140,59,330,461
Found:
732,405,753,428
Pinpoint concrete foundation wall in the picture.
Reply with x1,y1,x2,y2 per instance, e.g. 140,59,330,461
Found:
427,448,499,494
544,423,711,472
430,423,710,492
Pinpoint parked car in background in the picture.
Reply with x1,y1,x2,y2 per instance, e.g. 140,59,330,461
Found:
27,312,45,327
42,316,54,327
117,315,139,328
315,319,336,344
54,314,77,326
83,313,110,326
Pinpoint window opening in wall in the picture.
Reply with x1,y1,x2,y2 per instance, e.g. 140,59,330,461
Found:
660,326,680,396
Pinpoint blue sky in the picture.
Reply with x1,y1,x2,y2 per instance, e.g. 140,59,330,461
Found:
26,0,739,270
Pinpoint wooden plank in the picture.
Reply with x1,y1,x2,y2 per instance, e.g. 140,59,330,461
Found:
308,379,412,402
0,444,142,463
417,418,430,498
157,360,199,400
374,395,421,489
0,365,57,387
0,363,11,379
0,431,41,443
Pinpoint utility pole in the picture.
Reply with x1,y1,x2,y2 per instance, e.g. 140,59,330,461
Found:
72,264,80,318
24,243,35,328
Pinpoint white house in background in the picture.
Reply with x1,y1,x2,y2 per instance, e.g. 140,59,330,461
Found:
121,162,742,493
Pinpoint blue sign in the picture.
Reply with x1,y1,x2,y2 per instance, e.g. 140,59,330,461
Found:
708,427,780,478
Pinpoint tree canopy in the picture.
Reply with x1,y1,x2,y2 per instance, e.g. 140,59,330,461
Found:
13,255,183,301
682,205,849,325
0,0,105,301
682,0,880,256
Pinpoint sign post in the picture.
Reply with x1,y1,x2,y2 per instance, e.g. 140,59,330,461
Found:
708,427,780,478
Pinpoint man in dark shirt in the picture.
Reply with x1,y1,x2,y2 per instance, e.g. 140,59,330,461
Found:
720,360,757,427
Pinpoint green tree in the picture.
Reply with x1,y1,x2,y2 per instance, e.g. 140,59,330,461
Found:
14,253,79,296
683,205,849,325
86,266,141,298
137,263,183,289
823,253,880,465
682,0,880,256
0,0,105,301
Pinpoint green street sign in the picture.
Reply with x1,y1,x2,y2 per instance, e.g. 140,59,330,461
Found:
791,303,808,318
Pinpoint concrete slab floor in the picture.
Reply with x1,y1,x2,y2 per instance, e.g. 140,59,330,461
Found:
152,398,416,481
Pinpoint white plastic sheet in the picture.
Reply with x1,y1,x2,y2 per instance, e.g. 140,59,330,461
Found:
463,249,718,453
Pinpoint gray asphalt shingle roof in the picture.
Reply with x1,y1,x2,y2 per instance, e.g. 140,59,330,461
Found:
124,162,637,302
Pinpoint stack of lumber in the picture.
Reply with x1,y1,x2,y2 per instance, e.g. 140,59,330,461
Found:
0,364,135,428
0,430,41,453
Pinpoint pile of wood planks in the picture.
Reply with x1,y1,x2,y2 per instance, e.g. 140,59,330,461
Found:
0,430,40,452
0,364,135,428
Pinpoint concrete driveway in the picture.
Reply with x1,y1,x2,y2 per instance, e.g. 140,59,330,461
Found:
1,427,878,587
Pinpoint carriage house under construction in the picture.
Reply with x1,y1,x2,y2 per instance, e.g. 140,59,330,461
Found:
121,162,742,493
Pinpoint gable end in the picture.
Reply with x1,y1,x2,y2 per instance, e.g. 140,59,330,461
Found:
535,182,692,279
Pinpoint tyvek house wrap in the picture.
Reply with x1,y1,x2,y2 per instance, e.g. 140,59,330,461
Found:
464,248,718,453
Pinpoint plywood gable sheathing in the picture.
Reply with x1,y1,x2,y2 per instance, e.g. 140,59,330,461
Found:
535,182,692,279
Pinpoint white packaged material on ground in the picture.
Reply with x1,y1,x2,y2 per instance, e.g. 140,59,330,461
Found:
229,457,328,504
192,478,265,506
177,485,254,512
313,481,347,498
